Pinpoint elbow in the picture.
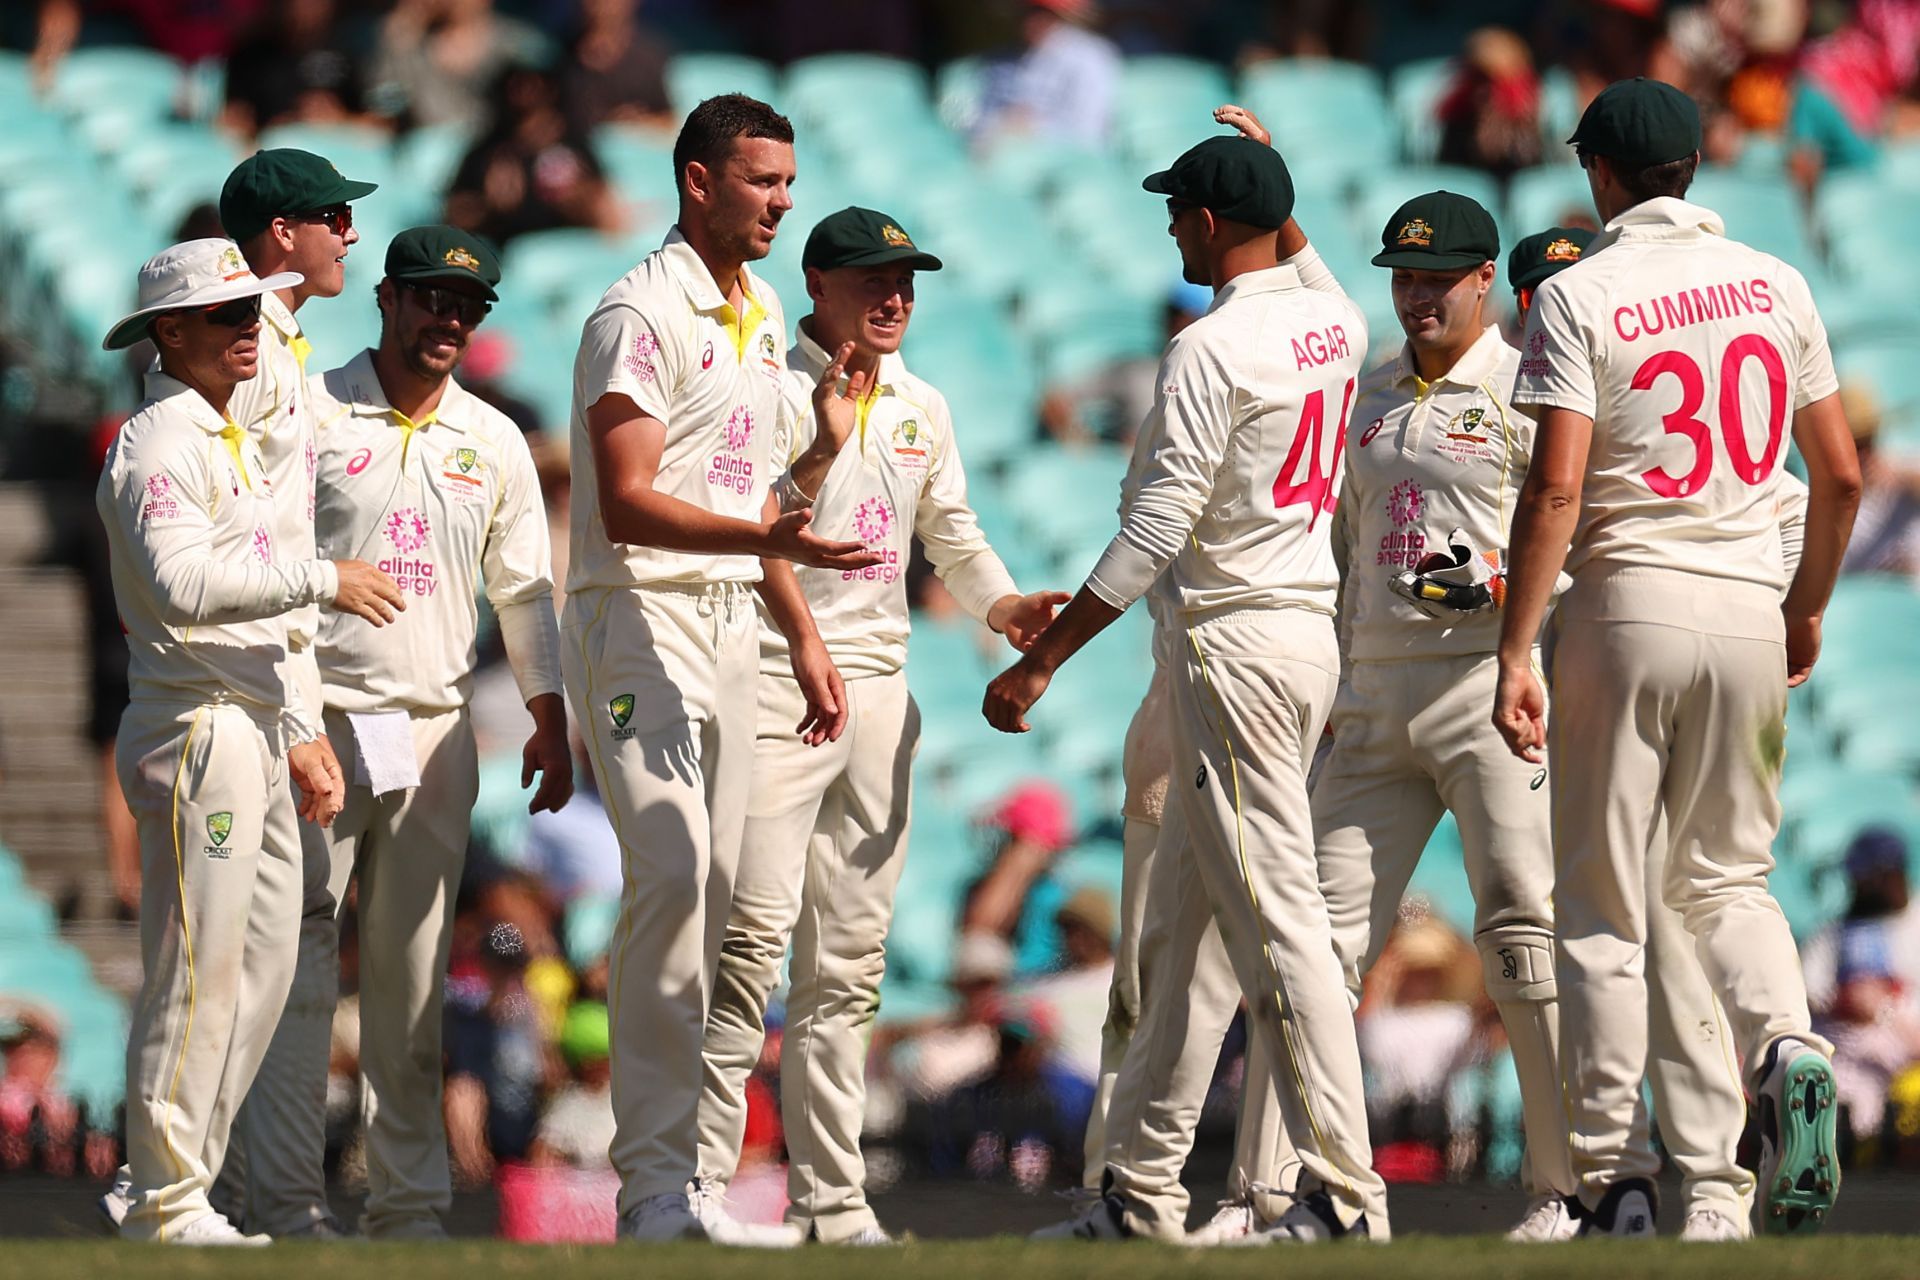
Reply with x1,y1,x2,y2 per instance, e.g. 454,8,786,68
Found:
1521,483,1579,519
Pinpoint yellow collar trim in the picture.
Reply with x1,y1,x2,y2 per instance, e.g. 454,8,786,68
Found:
217,417,252,490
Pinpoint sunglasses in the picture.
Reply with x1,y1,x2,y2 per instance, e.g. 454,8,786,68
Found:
403,283,491,326
293,205,354,237
199,295,262,328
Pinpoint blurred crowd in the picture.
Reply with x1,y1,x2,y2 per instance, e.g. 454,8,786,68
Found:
4,0,1920,1217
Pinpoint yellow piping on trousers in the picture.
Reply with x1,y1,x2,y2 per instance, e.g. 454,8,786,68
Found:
155,708,206,1242
1180,609,1357,1206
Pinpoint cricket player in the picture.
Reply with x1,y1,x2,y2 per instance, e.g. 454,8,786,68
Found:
96,238,401,1244
694,206,1066,1246
986,135,1386,1242
563,94,879,1243
1496,78,1861,1236
1512,225,1762,1241
233,227,569,1241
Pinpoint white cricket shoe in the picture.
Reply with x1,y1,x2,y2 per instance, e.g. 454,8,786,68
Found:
98,1168,133,1232
1573,1178,1658,1239
687,1178,803,1248
1229,1190,1372,1245
1680,1208,1749,1242
1506,1194,1578,1242
835,1225,897,1246
620,1192,708,1243
1182,1182,1289,1247
166,1212,272,1247
1029,1191,1129,1240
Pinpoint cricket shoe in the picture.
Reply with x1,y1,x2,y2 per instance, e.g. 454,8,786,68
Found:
1228,1190,1372,1245
833,1225,898,1246
620,1192,708,1243
1029,1190,1130,1240
1574,1178,1658,1238
1181,1182,1289,1247
97,1168,133,1233
688,1178,803,1248
1756,1038,1840,1234
165,1212,272,1247
1680,1208,1749,1242
1505,1194,1578,1242
278,1213,350,1241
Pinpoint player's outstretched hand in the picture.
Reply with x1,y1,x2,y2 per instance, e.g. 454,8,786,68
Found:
791,639,849,745
1214,103,1271,147
1785,611,1822,687
810,341,871,457
984,654,1054,734
989,590,1072,652
522,726,574,815
1492,660,1547,764
289,737,345,826
332,559,405,625
765,507,884,571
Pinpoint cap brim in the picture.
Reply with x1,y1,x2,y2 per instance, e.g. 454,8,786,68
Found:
808,248,944,272
332,177,380,203
1141,170,1178,195
1370,249,1493,270
390,266,501,301
103,270,303,350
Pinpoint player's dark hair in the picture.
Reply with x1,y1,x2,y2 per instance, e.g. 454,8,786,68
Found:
1611,153,1698,205
673,94,794,199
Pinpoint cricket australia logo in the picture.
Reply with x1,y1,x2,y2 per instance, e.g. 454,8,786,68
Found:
609,693,637,741
456,447,477,474
708,405,755,497
384,507,430,554
624,332,660,383
1387,479,1423,528
205,811,233,859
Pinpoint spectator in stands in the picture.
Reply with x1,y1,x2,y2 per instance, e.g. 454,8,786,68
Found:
220,0,370,139
0,1008,78,1176
519,733,625,902
1803,826,1920,1017
1011,888,1116,1099
882,932,1014,1103
443,921,555,1185
370,0,548,132
1812,943,1920,1149
1436,28,1544,179
558,0,673,134
1788,0,1920,184
960,781,1076,977
31,0,263,83
444,63,623,246
458,331,545,436
1038,279,1210,445
1837,384,1920,576
971,0,1120,147
528,1000,614,1168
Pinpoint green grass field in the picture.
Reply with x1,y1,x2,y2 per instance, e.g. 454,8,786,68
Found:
13,1237,1920,1280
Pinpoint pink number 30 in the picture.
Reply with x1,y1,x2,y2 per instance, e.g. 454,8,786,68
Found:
1631,334,1788,497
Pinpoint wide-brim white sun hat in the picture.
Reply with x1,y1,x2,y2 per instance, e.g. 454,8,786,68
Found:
103,237,303,351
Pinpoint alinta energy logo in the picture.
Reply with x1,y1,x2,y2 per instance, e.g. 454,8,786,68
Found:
141,473,180,522
624,332,660,383
1378,479,1426,569
708,405,755,496
384,507,430,554
251,525,273,565
381,508,438,597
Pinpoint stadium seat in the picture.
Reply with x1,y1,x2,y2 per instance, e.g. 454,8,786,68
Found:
1390,56,1454,164
1239,59,1396,180
935,56,989,132
396,122,476,202
783,54,930,133
255,123,396,189
1685,171,1813,264
1505,165,1595,239
1835,341,1920,422
111,123,242,200
666,53,779,117
47,44,183,119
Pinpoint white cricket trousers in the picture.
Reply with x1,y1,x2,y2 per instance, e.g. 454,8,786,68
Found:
1109,607,1384,1234
562,580,758,1216
117,700,300,1242
1311,653,1574,1201
1549,570,1828,1204
1078,646,1291,1239
696,670,917,1242
222,706,477,1237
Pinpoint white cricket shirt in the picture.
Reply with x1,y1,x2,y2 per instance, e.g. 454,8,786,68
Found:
1511,197,1839,635
310,349,562,714
1343,325,1534,660
97,371,338,723
764,323,1018,678
1087,261,1369,617
566,227,787,592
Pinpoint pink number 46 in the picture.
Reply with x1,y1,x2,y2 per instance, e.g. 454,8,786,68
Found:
1272,377,1357,527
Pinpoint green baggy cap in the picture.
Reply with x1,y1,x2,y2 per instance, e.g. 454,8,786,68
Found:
1370,190,1500,270
220,148,380,243
1142,136,1295,230
1508,226,1596,293
802,207,943,272
1568,77,1702,168
385,225,502,301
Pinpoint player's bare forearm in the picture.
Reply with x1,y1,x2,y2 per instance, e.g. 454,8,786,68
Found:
1783,392,1862,623
983,587,1123,733
1277,216,1307,259
599,481,774,555
785,443,837,504
1498,407,1590,668
754,553,821,651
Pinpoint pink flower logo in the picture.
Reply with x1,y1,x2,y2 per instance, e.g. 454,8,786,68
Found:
1387,479,1423,529
384,507,430,554
1528,330,1547,356
624,332,660,383
145,474,171,499
852,496,894,545
722,405,754,453
251,525,273,564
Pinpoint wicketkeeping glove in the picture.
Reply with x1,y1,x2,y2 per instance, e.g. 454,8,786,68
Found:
1389,528,1507,618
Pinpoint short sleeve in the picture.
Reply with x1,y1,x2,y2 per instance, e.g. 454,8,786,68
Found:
1787,270,1840,410
1511,276,1598,420
576,302,676,424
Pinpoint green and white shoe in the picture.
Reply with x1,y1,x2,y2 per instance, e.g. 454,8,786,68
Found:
1756,1040,1841,1235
